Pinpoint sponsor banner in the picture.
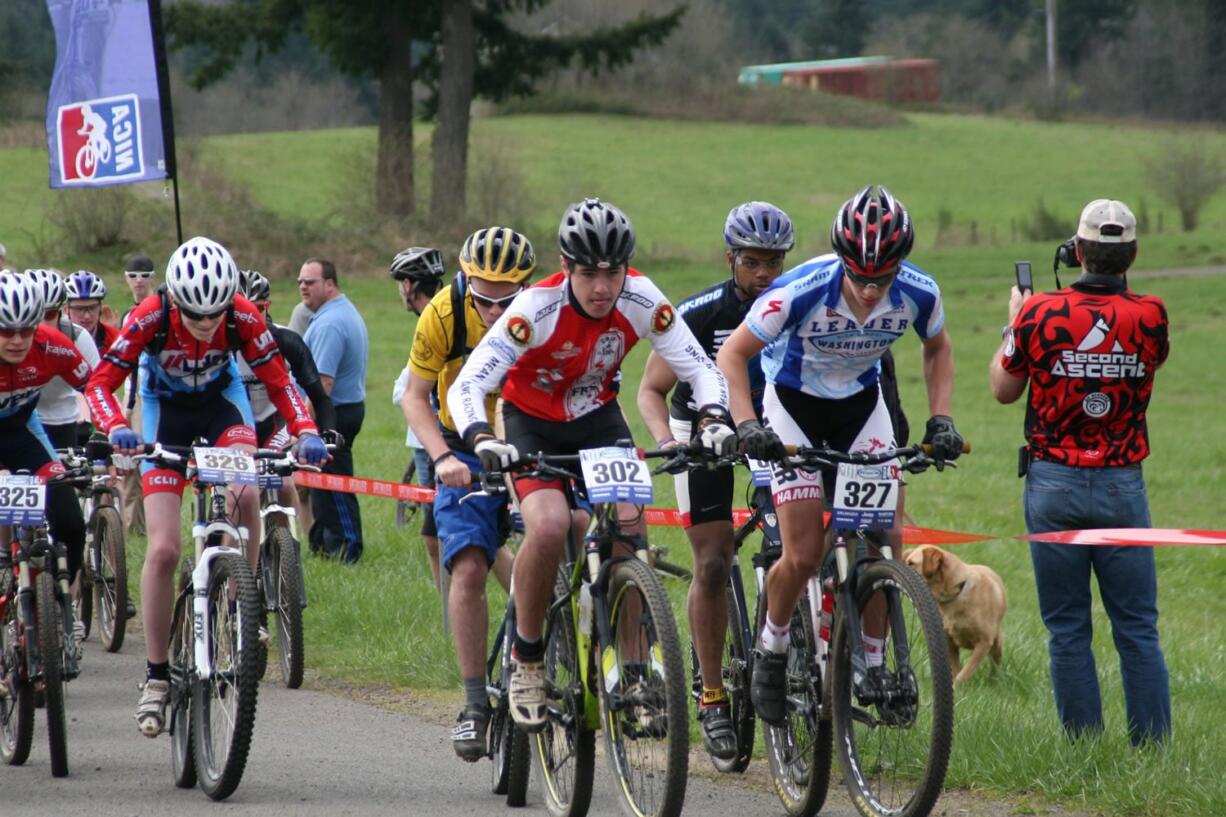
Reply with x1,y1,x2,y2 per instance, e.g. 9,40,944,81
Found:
45,0,171,188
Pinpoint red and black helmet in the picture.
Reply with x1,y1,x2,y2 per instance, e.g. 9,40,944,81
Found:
830,185,914,279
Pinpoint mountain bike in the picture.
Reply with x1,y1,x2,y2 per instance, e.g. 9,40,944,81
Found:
127,442,270,801
57,447,128,652
747,443,959,817
0,468,87,778
253,450,317,689
481,441,714,817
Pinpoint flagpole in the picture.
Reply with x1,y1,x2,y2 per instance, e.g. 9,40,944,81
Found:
146,0,182,245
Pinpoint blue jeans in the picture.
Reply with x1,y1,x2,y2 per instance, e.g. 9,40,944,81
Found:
1025,459,1171,745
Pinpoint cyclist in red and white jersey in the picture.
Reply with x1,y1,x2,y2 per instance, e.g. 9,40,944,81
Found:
86,236,328,738
449,198,736,731
65,269,119,354
0,272,93,635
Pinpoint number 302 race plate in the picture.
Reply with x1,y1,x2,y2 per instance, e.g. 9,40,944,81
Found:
579,447,653,504
0,474,46,526
831,461,900,529
194,447,259,486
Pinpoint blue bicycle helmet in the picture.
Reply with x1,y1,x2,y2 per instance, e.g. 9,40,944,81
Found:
724,201,795,252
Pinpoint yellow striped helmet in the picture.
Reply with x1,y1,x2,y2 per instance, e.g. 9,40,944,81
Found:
458,227,536,284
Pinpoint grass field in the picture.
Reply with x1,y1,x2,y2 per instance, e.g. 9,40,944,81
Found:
4,110,1226,815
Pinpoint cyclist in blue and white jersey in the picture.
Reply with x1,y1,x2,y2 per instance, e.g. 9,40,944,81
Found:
716,185,964,726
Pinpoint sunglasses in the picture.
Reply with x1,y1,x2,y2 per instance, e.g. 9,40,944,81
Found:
125,270,154,279
179,305,226,322
469,287,523,310
0,327,36,339
843,265,898,289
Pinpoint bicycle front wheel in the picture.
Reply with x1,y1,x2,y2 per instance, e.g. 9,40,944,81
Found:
533,571,595,817
268,528,305,689
0,582,33,766
489,608,530,805
601,558,688,817
831,559,953,817
91,506,127,653
192,553,261,801
35,572,68,777
759,592,832,817
170,566,197,789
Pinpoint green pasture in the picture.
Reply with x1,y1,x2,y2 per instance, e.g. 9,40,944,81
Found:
3,110,1224,815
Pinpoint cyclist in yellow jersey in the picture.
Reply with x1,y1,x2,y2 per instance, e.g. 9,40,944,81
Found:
399,228,531,762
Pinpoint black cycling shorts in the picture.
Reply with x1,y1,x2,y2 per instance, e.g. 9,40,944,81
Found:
667,415,734,527
500,399,634,499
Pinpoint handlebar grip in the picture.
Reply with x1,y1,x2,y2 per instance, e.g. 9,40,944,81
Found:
920,440,972,455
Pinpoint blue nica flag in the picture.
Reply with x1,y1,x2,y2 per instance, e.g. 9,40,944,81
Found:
44,0,176,189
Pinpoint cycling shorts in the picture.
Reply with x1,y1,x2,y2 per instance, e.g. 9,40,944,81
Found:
762,383,895,507
139,380,257,496
501,399,634,500
0,413,64,480
668,415,734,528
435,449,510,571
255,414,292,451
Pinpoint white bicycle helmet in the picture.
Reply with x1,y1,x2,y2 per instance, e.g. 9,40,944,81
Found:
165,236,239,314
0,272,45,330
26,268,68,310
65,269,108,300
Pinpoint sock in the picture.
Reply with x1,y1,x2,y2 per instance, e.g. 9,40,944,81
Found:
146,660,170,682
701,687,729,709
760,616,790,654
512,631,544,664
863,635,886,668
463,676,488,711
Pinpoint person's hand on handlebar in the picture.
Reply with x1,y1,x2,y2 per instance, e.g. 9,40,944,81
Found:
922,415,964,470
296,432,330,466
474,435,519,473
696,405,738,458
736,419,786,460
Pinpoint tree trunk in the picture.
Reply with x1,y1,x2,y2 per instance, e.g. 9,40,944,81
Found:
429,0,474,229
376,7,415,220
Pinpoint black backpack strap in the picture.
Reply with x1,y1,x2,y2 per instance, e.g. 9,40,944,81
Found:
226,305,241,352
445,272,469,362
146,286,171,357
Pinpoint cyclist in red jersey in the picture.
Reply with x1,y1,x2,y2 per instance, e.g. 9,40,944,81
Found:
449,198,736,731
0,272,93,634
991,199,1170,745
86,236,328,738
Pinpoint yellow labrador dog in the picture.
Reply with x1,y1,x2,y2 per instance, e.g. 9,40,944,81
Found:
904,545,1006,686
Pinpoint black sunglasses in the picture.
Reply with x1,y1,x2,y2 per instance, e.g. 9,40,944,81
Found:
842,265,898,289
470,287,522,310
179,304,226,322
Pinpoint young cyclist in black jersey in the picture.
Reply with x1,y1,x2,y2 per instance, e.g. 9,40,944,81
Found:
637,202,793,760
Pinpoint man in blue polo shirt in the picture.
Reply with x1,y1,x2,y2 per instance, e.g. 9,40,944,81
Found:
301,256,369,563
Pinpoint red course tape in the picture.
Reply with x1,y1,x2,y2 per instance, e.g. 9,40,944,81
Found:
294,470,993,544
1018,528,1226,547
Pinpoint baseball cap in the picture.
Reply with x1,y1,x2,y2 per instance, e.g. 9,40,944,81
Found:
1076,199,1136,243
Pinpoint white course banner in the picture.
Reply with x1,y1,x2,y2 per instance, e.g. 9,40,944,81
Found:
579,447,654,504
194,447,259,486
831,461,900,529
0,474,47,526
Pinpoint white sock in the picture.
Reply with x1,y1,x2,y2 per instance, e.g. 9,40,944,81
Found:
760,617,790,654
863,634,886,668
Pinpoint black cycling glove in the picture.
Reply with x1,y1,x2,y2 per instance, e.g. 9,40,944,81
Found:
922,415,964,467
736,420,787,461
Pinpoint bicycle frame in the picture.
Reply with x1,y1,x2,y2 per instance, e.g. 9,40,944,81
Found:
186,472,250,681
3,525,76,681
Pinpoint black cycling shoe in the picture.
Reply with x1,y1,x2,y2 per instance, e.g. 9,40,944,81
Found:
698,703,738,761
751,648,789,727
452,704,491,762
126,598,137,620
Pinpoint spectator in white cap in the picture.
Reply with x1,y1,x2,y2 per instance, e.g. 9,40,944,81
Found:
990,198,1171,746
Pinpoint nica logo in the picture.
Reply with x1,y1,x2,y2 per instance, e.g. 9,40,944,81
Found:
57,94,144,184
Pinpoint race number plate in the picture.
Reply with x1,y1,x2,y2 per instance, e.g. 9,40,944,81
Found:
0,474,46,526
194,447,258,486
747,456,773,487
831,461,899,529
579,447,653,504
257,473,284,490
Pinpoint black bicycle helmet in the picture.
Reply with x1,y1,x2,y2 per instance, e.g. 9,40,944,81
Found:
240,269,271,302
830,185,914,278
389,247,446,284
558,198,636,269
